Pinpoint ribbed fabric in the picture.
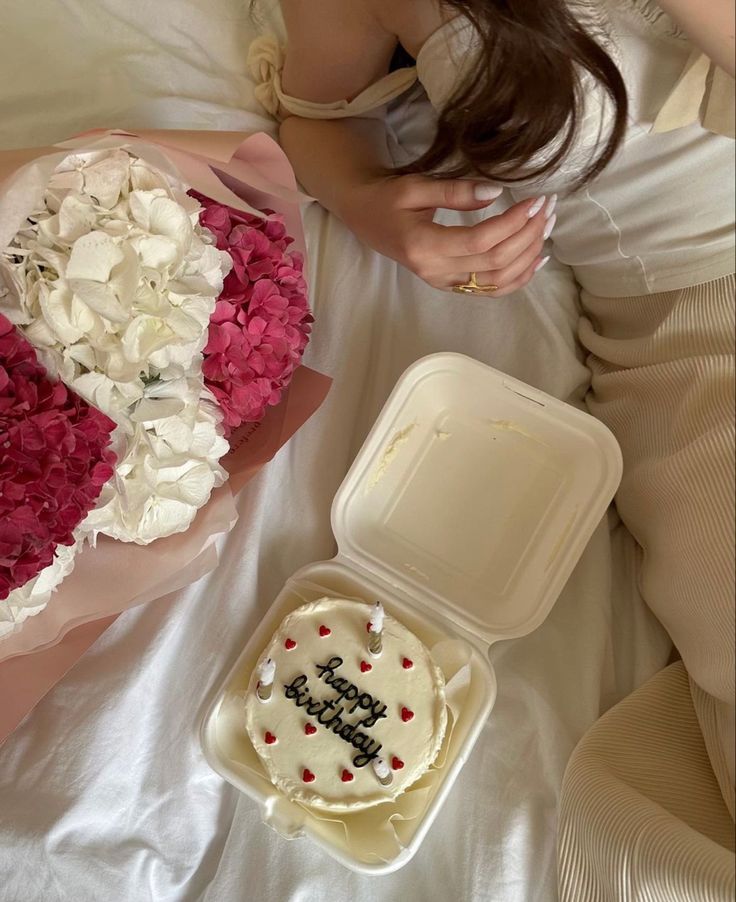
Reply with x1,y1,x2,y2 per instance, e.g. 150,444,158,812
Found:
580,277,735,705
559,275,736,900
559,663,735,901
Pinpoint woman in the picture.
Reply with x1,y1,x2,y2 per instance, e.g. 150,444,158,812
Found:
250,1,735,897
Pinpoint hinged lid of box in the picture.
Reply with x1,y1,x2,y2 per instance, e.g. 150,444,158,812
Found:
331,353,622,646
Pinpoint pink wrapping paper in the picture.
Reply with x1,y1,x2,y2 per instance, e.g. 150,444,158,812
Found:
0,130,331,744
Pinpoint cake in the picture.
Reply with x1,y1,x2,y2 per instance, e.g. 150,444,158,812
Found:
244,597,447,812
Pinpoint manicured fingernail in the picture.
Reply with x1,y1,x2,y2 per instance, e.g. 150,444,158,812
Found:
474,183,503,201
534,255,550,273
545,194,558,219
527,196,546,218
543,213,557,240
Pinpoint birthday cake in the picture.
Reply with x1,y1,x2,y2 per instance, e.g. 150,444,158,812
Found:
244,597,447,813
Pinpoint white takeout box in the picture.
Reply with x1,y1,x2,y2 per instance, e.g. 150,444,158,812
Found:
200,352,623,874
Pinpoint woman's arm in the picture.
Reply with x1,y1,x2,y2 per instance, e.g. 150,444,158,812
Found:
277,0,553,295
656,0,735,76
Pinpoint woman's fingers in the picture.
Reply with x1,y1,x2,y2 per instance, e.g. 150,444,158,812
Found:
492,255,551,297
450,202,554,275
445,212,551,288
449,255,551,298
386,173,557,291
413,195,550,260
396,174,504,212
447,251,549,292
415,197,556,291
447,235,548,292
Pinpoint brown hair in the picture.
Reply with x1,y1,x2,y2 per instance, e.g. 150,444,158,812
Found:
397,1,628,187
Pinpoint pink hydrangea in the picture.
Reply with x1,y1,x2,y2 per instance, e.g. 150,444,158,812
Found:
0,314,117,600
191,191,313,433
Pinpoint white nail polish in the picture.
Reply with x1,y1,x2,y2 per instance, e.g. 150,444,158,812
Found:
534,255,550,273
545,194,558,219
543,213,557,240
474,183,503,201
527,195,546,218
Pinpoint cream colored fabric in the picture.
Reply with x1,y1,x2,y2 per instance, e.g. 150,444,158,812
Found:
246,35,417,121
652,50,735,139
558,274,736,898
559,662,736,901
691,680,736,823
579,276,735,720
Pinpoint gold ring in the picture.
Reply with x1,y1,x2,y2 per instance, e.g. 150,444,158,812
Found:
452,272,499,295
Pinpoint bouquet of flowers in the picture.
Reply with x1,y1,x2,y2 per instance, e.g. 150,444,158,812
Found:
0,131,328,739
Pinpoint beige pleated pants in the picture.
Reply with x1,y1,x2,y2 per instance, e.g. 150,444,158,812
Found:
559,274,736,901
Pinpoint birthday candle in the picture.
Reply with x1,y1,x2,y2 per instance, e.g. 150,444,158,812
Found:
256,657,276,702
368,601,384,657
372,756,393,786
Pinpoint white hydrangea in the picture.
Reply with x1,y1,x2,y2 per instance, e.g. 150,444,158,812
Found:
0,540,81,640
3,149,229,384
82,375,229,543
1,148,233,546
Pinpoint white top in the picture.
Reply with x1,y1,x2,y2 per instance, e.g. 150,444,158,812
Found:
250,0,735,296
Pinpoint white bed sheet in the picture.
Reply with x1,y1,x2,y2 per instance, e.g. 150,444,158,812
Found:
0,2,672,900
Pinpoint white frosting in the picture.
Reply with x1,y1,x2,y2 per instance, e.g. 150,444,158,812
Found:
244,598,447,813
365,423,416,492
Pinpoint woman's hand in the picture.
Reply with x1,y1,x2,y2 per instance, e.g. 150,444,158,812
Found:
337,173,556,296
279,116,555,295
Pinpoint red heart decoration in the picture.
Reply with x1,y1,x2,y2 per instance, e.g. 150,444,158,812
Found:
264,731,277,745
341,769,354,783
360,661,372,673
284,638,296,650
365,622,371,633
391,756,404,770
304,723,317,735
302,769,315,783
318,625,331,637
401,707,414,722
402,657,413,669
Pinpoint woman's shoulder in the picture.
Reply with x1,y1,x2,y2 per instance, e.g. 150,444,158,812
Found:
279,0,453,72
371,0,452,58
280,0,384,33
278,0,395,99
